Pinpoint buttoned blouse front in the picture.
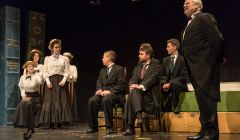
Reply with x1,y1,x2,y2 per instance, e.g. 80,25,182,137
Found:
43,55,70,84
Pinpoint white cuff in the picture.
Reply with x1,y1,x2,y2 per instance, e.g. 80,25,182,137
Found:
139,85,146,91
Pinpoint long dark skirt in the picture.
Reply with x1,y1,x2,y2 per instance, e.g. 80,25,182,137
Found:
67,82,80,122
14,92,41,128
39,74,72,124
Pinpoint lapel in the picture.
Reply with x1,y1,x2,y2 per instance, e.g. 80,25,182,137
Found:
166,57,171,76
184,12,201,40
172,55,181,76
106,64,115,80
141,61,152,79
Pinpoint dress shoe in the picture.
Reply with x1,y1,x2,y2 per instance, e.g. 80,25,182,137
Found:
123,129,135,136
31,128,35,134
106,128,114,134
49,123,55,129
23,129,33,140
187,134,204,140
174,107,180,114
85,128,98,134
57,123,62,129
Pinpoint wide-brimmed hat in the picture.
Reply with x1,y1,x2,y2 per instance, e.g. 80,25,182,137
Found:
48,39,61,50
22,61,36,69
63,52,74,59
29,49,42,59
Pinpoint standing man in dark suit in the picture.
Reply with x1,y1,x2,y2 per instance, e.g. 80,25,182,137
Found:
85,50,126,134
161,39,188,114
123,43,161,136
181,0,224,139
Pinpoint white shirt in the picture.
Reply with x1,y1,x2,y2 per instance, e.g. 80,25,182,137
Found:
69,65,78,82
43,55,70,84
18,74,42,97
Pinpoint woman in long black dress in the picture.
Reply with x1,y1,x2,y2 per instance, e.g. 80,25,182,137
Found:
63,52,79,122
40,39,72,129
14,61,42,139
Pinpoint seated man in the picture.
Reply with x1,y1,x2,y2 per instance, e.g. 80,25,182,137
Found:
124,43,161,136
160,39,188,114
85,50,126,134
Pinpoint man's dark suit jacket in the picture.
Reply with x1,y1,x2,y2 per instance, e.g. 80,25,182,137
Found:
181,12,224,101
161,54,188,91
129,58,161,113
96,64,126,104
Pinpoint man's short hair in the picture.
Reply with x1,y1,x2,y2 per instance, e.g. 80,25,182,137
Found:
104,50,116,62
192,0,203,11
139,43,154,58
167,39,180,50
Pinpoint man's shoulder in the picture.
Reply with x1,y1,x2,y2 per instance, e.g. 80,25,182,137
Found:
197,12,215,20
163,56,170,60
113,64,124,69
151,58,160,64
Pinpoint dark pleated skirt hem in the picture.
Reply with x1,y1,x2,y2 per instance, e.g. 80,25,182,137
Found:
14,97,41,128
39,74,72,124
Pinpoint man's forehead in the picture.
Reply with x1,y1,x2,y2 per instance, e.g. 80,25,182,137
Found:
139,51,148,55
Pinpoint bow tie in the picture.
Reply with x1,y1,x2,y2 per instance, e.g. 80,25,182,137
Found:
26,76,31,80
53,54,59,59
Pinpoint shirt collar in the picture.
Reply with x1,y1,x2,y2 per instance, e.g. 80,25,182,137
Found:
108,63,114,68
170,52,178,58
190,11,200,20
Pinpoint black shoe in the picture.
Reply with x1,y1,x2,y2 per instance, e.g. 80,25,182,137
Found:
106,128,114,134
23,133,30,140
174,107,180,114
136,118,143,127
31,128,35,134
57,123,62,129
85,128,98,134
23,129,33,140
123,129,135,136
187,134,204,140
49,123,55,129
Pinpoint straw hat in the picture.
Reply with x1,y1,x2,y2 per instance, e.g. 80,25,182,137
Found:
48,39,61,50
22,61,36,69
29,49,42,59
63,52,74,59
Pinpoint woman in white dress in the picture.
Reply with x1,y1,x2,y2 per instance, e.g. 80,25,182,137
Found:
39,39,72,129
14,61,42,139
63,52,79,122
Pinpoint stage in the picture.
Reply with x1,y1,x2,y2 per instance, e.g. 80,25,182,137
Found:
0,123,239,140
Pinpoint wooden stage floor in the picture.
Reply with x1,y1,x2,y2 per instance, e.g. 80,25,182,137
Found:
0,123,239,140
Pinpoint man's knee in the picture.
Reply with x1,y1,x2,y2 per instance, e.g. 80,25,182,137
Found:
88,95,99,105
102,96,112,104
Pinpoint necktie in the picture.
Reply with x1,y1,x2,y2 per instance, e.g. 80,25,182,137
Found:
106,66,112,78
140,63,147,79
170,56,175,73
26,76,31,80
107,67,110,75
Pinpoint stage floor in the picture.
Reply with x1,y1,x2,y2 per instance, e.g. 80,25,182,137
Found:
0,123,239,140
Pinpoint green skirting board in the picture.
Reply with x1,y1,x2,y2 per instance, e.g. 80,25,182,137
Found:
180,91,240,112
